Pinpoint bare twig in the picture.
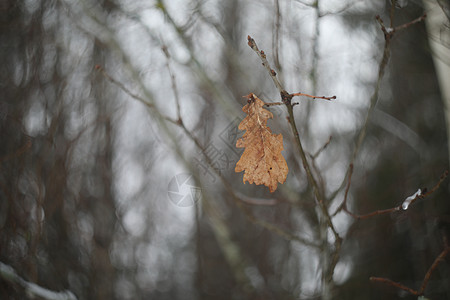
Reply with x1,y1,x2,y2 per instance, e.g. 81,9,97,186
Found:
331,12,428,202
264,101,299,107
246,35,340,237
332,163,354,217
376,13,427,37
419,246,450,294
247,35,284,94
350,206,401,220
247,35,342,288
97,64,316,248
0,262,77,300
161,44,181,121
319,0,363,17
370,245,450,296
235,191,279,206
291,92,336,101
421,170,449,197
370,277,419,296
95,65,154,109
335,170,448,220
95,65,182,125
272,0,282,77
311,135,332,159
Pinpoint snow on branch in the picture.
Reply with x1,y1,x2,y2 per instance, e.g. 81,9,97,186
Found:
334,168,448,219
401,188,422,210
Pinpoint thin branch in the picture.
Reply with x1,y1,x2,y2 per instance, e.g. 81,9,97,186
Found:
235,191,280,206
247,35,284,94
388,13,427,34
95,65,181,125
422,170,449,197
264,101,299,107
0,262,77,300
437,0,450,22
272,0,282,76
350,206,401,220
310,0,320,96
311,135,332,159
183,123,320,247
319,0,363,17
370,245,450,296
161,44,182,121
247,35,340,241
332,163,354,217
97,64,316,248
336,170,448,220
94,65,154,108
247,212,320,247
247,35,342,286
331,12,428,202
389,0,396,28
291,92,336,101
370,277,420,296
419,246,450,294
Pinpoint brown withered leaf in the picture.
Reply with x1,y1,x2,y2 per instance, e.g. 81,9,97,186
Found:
235,93,288,192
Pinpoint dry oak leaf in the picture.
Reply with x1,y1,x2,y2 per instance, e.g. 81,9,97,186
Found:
235,93,288,192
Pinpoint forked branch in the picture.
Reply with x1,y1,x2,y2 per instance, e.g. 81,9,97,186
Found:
96,64,317,248
333,168,448,220
247,35,342,285
247,36,336,104
330,12,428,203
370,245,450,296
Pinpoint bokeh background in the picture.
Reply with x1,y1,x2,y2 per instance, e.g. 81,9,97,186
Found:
1,0,449,299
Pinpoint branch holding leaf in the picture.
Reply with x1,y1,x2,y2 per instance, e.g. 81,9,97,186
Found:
235,93,288,192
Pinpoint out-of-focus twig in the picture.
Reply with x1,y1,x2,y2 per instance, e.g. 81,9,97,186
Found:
264,101,299,107
161,44,182,121
95,65,182,125
96,64,317,248
331,12,427,202
95,65,153,108
0,136,32,166
0,261,77,300
311,136,332,159
272,0,282,78
235,191,280,206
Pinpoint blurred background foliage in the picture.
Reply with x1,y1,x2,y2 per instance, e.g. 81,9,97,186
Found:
0,0,449,299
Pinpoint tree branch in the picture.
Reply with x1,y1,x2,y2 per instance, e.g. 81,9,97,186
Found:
0,262,77,300
334,169,448,220
96,64,317,248
331,12,428,202
370,244,450,296
247,34,342,287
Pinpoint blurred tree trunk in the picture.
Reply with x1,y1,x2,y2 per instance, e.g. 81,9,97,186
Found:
423,0,450,161
339,2,450,299
0,1,118,298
